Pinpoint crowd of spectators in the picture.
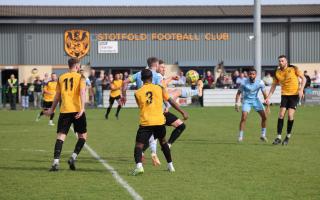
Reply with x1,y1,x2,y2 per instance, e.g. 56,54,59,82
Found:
2,67,320,110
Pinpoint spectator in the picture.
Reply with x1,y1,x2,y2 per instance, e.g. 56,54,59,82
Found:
304,70,311,88
20,79,31,110
263,72,273,86
79,69,91,87
236,72,246,88
312,70,320,88
88,69,96,106
243,71,248,78
6,74,18,110
95,71,104,107
216,73,225,88
204,70,215,89
33,75,43,108
119,73,124,81
232,70,240,86
124,71,129,80
43,72,50,84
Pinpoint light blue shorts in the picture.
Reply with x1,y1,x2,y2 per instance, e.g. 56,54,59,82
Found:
242,100,265,113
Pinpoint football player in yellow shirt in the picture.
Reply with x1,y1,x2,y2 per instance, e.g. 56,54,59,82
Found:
131,69,188,175
36,73,57,126
105,72,123,120
45,58,87,171
266,55,306,145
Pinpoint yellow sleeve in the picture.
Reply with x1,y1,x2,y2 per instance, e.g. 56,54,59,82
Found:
162,87,170,101
80,77,86,90
295,67,303,77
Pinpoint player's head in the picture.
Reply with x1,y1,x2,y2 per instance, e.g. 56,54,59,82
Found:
51,73,57,81
247,67,257,82
114,72,120,80
141,69,152,83
68,58,80,70
158,59,166,76
147,57,159,70
278,55,288,68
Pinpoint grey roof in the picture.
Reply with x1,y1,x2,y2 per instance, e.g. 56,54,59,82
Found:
0,4,320,18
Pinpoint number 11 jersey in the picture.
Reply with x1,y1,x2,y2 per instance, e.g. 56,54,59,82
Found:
56,71,86,113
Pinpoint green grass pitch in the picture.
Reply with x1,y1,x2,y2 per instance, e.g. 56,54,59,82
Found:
0,106,319,200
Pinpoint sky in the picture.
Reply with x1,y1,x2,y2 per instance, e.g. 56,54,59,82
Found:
0,0,319,6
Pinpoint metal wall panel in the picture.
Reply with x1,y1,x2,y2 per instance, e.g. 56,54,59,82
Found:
0,23,318,66
290,23,320,63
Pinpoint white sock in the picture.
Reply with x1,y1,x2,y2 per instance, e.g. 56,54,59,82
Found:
287,134,291,138
239,131,244,138
149,136,157,154
53,159,59,165
277,135,282,139
261,128,266,137
167,162,173,168
168,143,172,149
136,162,143,169
71,153,77,160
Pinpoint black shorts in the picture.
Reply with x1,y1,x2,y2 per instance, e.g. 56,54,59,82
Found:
109,95,121,105
57,112,87,134
280,95,299,110
164,112,178,126
135,125,166,144
42,101,53,109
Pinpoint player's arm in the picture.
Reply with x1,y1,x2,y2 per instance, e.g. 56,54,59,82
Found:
235,89,242,112
163,87,188,120
121,74,136,105
295,67,306,99
75,78,86,119
162,76,179,86
134,94,140,108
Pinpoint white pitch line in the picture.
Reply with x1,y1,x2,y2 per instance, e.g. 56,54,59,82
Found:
70,127,143,200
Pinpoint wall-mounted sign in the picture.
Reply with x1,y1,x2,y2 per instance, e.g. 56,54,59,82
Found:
98,41,118,54
96,33,230,41
304,88,320,104
64,29,90,58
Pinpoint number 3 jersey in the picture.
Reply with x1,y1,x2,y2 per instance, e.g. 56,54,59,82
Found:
135,83,170,126
56,71,86,113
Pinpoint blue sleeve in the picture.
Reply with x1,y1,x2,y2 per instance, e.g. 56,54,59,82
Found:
129,72,139,83
154,73,162,85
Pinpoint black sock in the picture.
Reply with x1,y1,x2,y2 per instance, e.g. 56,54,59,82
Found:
50,113,55,120
161,143,172,163
39,111,44,116
54,139,64,159
116,105,122,117
134,146,143,164
142,142,149,152
168,123,186,144
287,120,294,135
105,107,111,117
73,138,86,155
277,118,284,135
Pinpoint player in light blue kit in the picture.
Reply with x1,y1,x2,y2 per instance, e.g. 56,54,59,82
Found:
121,57,163,166
235,67,269,142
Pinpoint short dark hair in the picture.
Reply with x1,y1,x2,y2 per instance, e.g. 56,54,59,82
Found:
278,55,287,60
147,57,159,67
248,67,256,72
51,73,56,75
159,59,164,65
68,58,80,69
141,69,152,81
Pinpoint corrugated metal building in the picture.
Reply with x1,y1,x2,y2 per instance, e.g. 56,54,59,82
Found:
0,4,320,81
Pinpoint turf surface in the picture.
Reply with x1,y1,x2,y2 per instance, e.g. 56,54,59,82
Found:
0,106,319,200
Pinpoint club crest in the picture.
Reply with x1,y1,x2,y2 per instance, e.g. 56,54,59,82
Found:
64,30,90,58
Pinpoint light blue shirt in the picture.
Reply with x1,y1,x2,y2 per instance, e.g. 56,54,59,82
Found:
239,79,266,102
129,70,162,89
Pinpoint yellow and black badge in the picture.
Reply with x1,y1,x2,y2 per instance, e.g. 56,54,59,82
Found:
64,29,90,58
